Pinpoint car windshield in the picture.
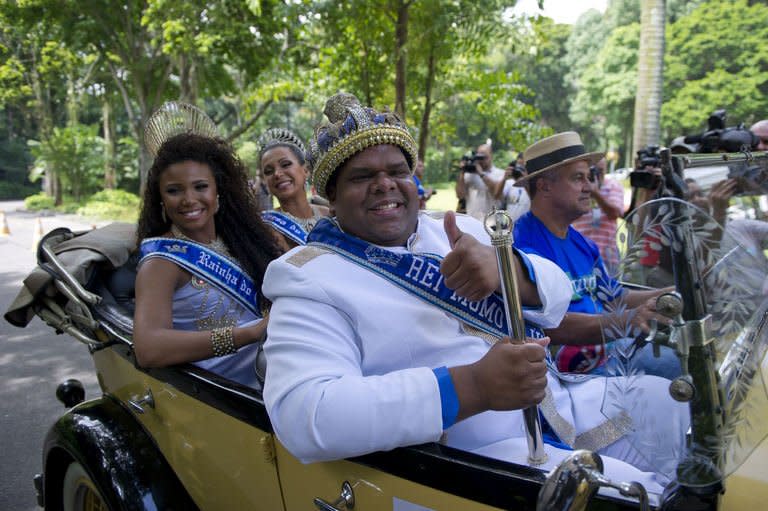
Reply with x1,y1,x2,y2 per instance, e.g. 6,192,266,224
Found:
602,197,768,488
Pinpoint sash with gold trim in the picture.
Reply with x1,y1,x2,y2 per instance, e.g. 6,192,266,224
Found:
139,237,260,316
262,211,309,245
307,218,627,450
308,218,544,340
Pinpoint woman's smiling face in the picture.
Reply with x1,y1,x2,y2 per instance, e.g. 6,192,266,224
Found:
158,160,218,242
261,146,309,203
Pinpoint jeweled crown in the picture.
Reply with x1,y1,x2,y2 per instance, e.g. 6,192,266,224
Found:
257,127,307,159
308,93,418,198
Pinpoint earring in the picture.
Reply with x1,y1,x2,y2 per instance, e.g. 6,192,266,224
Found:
160,202,167,223
215,195,220,213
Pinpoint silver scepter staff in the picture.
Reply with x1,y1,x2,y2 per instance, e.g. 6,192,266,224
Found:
484,209,548,466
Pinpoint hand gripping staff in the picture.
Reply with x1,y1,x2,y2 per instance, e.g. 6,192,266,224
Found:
484,209,548,466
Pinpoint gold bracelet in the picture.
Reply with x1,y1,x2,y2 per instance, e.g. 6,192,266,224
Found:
210,327,236,357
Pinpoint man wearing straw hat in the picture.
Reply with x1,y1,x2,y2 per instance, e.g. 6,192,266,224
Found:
514,131,680,377
262,98,687,492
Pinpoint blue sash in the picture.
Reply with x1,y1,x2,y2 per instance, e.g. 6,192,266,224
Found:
262,211,309,245
307,218,544,340
139,237,260,317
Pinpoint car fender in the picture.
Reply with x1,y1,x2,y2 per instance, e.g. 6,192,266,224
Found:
41,394,198,511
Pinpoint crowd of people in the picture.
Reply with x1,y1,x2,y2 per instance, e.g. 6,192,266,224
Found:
128,95,767,498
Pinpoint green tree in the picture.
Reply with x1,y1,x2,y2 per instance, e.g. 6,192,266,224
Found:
662,0,768,139
46,0,291,189
29,124,106,201
406,0,519,159
502,17,573,135
568,23,640,156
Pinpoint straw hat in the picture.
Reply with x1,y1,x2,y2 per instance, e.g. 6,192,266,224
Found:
520,131,603,181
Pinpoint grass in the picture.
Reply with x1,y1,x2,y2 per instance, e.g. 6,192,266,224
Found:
423,181,461,212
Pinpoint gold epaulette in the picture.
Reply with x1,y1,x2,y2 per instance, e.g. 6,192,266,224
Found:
285,245,330,268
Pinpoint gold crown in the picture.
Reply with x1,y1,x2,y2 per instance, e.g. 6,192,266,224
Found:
144,102,218,157
308,93,418,198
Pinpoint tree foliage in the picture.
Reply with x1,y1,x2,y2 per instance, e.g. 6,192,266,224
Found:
662,0,768,138
29,124,105,200
1,0,766,207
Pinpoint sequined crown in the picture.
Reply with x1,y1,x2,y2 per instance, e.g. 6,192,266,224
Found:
144,101,218,157
257,127,307,157
308,92,418,198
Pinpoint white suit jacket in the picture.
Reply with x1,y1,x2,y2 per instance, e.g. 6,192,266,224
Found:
262,212,687,497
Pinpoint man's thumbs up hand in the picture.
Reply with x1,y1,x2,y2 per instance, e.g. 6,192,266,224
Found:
444,210,464,249
440,211,500,301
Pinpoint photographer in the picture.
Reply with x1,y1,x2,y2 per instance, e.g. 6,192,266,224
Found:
455,143,505,220
626,145,666,214
751,119,768,151
685,177,740,231
626,146,671,288
490,153,530,218
571,157,624,267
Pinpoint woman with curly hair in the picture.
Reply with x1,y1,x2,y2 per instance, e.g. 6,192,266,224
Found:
258,128,329,249
134,130,282,388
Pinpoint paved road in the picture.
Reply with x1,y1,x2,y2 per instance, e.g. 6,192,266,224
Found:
0,202,104,510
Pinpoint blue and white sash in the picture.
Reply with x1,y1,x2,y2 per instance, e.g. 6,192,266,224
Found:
262,211,309,245
309,219,600,446
308,218,544,340
139,237,260,317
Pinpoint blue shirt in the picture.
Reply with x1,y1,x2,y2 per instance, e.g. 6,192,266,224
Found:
513,212,623,314
413,175,425,198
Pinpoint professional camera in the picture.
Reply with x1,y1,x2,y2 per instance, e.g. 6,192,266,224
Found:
683,109,759,153
588,165,599,183
508,161,526,180
629,145,662,189
460,151,486,173
727,161,768,196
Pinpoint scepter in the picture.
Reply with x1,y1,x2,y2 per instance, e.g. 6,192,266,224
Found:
484,209,548,466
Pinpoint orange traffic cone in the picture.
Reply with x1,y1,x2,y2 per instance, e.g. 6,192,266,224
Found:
31,217,44,251
0,211,10,236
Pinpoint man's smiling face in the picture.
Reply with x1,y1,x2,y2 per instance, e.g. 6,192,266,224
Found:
328,144,418,247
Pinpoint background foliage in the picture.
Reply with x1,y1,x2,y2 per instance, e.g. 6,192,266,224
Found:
1,0,766,211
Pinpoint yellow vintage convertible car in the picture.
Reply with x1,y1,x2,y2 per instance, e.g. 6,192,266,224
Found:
4,169,768,510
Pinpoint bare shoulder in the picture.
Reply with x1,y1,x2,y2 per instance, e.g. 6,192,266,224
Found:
136,257,189,291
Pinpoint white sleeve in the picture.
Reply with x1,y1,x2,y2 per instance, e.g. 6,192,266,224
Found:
502,179,515,197
455,215,571,329
262,258,444,463
519,253,571,329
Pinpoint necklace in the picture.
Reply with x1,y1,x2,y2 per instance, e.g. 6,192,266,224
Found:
281,207,322,232
170,224,231,258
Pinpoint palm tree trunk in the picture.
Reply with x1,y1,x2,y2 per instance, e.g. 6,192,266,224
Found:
632,0,666,156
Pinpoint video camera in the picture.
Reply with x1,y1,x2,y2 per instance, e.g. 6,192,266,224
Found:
683,109,759,153
460,151,486,174
508,161,526,180
588,165,599,183
629,145,662,189
728,161,768,196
